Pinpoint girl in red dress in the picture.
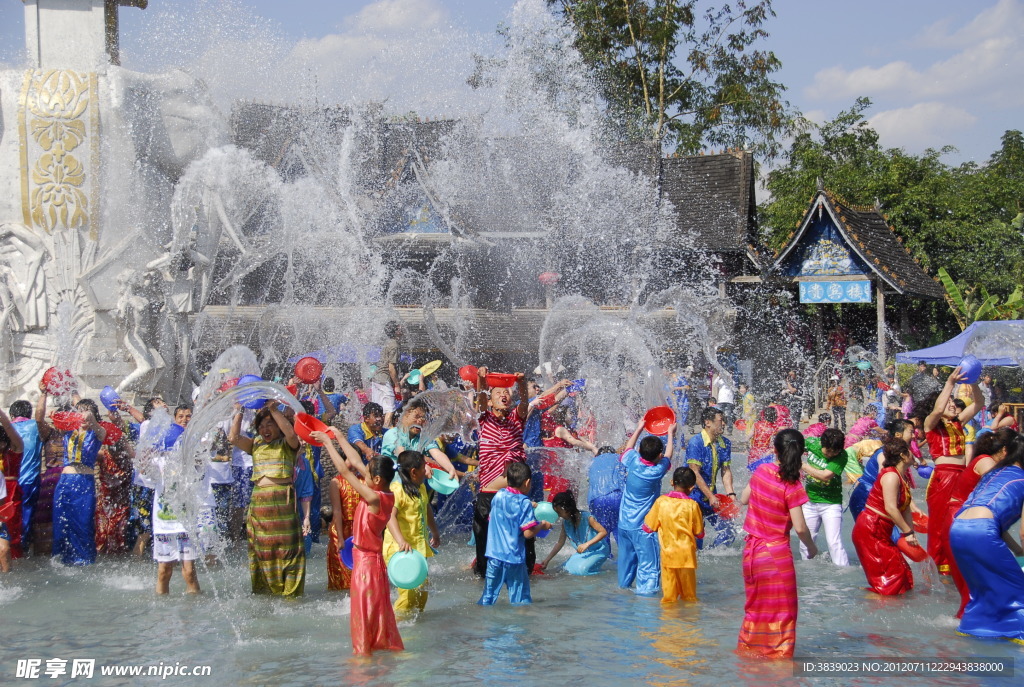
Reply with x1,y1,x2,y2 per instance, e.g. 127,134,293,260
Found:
314,430,405,656
851,438,917,595
921,367,982,575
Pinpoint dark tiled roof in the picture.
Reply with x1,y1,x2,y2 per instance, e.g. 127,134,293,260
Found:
775,190,944,299
230,104,758,258
660,150,757,253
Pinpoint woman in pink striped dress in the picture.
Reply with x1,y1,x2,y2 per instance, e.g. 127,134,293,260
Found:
737,429,818,658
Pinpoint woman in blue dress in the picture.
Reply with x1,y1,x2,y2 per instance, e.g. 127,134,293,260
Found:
949,432,1024,642
539,491,610,575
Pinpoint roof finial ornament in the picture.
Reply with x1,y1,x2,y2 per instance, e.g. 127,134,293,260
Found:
874,197,883,211
816,176,825,192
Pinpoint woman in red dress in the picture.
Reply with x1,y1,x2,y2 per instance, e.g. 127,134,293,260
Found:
851,438,918,595
921,367,982,575
946,427,1012,617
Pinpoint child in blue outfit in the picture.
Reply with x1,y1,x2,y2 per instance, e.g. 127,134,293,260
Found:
478,462,552,605
617,419,674,596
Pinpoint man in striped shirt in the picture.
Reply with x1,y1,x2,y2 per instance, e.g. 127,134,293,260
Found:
472,367,532,577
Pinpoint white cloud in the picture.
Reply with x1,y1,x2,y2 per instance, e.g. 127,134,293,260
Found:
344,0,448,34
867,102,977,151
806,0,1024,105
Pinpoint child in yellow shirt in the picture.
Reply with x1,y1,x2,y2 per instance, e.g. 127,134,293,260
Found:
643,467,704,603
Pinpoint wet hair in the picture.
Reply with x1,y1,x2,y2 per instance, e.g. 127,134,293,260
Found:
975,427,1017,458
9,400,31,419
817,413,831,424
362,402,384,418
993,432,1024,470
763,406,777,424
672,466,696,491
597,445,617,455
505,461,532,489
75,398,100,419
252,408,278,435
367,455,396,485
320,505,333,524
774,429,804,483
384,321,401,339
142,398,164,420
174,404,191,415
638,435,664,462
820,428,845,453
396,450,426,498
952,398,966,411
551,490,580,526
701,407,723,427
322,377,335,392
887,418,912,438
882,438,910,468
300,400,315,415
989,400,1004,414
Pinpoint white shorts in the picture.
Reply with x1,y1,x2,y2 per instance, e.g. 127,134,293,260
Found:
370,381,397,413
153,532,199,563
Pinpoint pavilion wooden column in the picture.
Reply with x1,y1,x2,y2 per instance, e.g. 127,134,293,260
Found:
876,284,886,365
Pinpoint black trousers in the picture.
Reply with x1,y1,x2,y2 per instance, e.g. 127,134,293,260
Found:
473,491,535,577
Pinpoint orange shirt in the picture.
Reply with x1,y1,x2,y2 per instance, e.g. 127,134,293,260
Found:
643,492,704,568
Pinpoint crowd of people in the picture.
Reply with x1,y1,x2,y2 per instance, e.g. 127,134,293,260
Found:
1,324,1023,660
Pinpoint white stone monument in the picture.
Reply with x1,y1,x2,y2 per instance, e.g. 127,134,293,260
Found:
0,1,228,401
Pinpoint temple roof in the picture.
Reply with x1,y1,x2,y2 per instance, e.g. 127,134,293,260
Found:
773,189,944,299
229,103,760,263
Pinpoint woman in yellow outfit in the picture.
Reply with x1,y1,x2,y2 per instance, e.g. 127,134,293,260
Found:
383,449,439,615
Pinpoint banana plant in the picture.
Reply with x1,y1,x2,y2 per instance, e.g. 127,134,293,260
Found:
938,266,1024,330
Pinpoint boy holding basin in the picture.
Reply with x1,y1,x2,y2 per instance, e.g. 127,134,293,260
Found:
478,462,552,606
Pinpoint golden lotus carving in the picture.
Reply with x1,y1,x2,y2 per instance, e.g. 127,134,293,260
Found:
19,69,99,238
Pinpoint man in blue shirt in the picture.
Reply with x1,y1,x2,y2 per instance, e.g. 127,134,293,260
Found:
9,400,41,553
588,445,627,540
346,402,385,461
685,407,735,548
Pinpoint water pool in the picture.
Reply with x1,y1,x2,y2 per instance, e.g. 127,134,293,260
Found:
1,482,1020,686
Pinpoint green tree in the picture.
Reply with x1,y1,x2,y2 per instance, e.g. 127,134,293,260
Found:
548,0,796,157
761,100,1024,299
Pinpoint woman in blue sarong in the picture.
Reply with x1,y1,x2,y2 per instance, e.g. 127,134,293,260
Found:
538,491,610,576
52,400,106,566
949,432,1024,643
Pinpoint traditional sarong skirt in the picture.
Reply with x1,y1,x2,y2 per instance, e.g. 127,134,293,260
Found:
737,535,799,658
950,518,1024,642
351,545,404,655
247,483,305,597
925,463,964,574
52,473,96,566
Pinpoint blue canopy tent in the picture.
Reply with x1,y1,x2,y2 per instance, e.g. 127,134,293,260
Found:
895,321,1024,367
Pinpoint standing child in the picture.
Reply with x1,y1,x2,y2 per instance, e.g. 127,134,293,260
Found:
539,490,609,575
478,462,552,605
151,430,201,595
643,467,704,603
617,419,674,596
382,450,440,616
313,431,405,656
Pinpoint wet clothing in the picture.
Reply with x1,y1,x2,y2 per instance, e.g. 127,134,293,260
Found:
851,466,913,596
247,437,304,597
350,490,403,655
617,448,670,595
561,510,610,576
479,487,537,605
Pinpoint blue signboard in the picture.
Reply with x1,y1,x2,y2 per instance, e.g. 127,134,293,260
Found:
799,280,872,304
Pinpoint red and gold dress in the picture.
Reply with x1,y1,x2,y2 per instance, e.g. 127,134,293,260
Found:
925,418,966,574
851,466,913,595
327,476,359,590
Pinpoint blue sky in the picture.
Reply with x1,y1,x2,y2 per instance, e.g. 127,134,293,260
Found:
2,0,1021,163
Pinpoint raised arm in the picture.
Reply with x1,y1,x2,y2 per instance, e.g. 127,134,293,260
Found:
267,402,299,450
0,407,23,454
314,382,338,423
34,386,52,443
624,419,645,451
515,373,529,422
314,431,380,509
474,366,490,413
227,407,254,454
925,367,963,432
958,382,984,424
553,426,598,454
